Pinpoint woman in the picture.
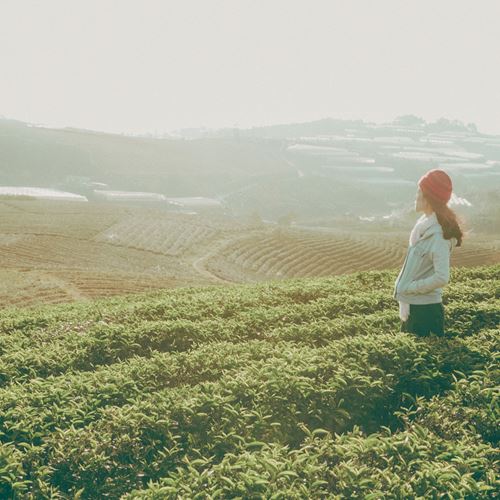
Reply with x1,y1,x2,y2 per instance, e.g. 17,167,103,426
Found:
394,169,463,337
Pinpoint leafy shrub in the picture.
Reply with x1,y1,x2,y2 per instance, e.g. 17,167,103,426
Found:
0,264,497,498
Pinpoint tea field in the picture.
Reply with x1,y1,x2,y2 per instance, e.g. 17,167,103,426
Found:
0,265,498,498
2,199,499,309
206,229,500,282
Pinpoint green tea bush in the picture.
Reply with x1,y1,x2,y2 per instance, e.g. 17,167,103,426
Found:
24,332,495,498
126,426,498,499
410,358,499,446
0,442,29,497
0,264,497,498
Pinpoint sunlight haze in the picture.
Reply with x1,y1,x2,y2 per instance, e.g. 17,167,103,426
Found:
1,0,499,134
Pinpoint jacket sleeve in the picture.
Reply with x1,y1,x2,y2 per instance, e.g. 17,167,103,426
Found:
404,238,451,295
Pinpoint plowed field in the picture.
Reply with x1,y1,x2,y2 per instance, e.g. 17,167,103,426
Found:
206,228,500,282
1,199,499,308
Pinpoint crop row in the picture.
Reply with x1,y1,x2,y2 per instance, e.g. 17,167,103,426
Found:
0,311,405,445
0,289,399,356
15,329,497,498
95,216,220,257
1,271,496,340
0,307,396,384
126,424,497,499
0,266,497,498
0,272,178,311
0,275,360,333
0,200,123,239
0,321,496,452
0,340,281,445
1,265,497,336
210,233,499,281
124,342,500,499
210,234,406,279
3,353,497,499
0,297,497,387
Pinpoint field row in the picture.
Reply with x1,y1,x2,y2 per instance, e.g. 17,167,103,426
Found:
126,362,498,499
0,269,185,310
1,266,498,335
95,216,222,256
0,265,497,498
0,319,496,449
0,287,497,387
208,231,500,281
0,235,182,271
2,270,496,340
0,200,123,238
209,235,402,280
6,328,496,498
0,291,401,381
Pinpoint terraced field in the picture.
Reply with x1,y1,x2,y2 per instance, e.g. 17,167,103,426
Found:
0,268,189,309
94,214,243,257
0,265,498,498
0,200,238,308
207,228,500,282
1,199,499,309
0,199,124,238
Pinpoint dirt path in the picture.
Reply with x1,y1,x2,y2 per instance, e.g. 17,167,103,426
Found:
38,271,90,302
189,229,268,284
192,250,233,284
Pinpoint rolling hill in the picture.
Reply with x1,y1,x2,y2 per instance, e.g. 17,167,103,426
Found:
1,199,499,309
2,116,500,222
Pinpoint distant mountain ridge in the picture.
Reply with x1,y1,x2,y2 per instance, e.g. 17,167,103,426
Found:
175,115,485,140
1,116,499,222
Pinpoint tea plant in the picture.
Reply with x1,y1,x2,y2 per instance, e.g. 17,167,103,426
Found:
0,264,497,499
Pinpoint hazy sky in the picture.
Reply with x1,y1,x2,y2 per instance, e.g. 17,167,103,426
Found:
1,0,499,135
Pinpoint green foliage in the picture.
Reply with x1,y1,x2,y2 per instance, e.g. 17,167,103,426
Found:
126,427,497,499
0,442,30,497
0,264,497,498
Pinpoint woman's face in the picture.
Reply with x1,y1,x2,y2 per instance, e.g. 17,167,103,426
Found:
415,188,427,213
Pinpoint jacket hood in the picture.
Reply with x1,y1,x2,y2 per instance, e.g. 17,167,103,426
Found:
418,217,443,240
413,218,456,247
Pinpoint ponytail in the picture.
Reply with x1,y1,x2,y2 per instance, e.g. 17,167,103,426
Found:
425,194,464,247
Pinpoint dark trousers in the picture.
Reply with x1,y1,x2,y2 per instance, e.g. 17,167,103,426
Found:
401,303,445,337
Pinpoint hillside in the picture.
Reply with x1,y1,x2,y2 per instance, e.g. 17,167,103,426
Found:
1,199,499,309
2,117,500,223
206,226,500,283
0,118,290,199
0,264,498,498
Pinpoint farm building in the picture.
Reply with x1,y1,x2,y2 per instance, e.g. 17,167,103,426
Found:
0,186,88,201
93,190,167,203
165,196,225,215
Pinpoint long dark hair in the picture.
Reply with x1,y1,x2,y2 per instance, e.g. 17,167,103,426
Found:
424,193,464,247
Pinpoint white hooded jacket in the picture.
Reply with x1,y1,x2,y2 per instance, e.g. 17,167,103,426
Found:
394,212,455,314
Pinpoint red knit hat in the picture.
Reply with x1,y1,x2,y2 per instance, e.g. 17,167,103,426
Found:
418,169,452,204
